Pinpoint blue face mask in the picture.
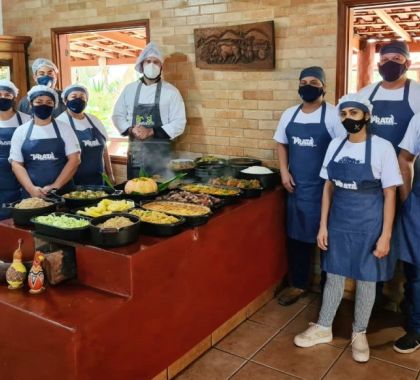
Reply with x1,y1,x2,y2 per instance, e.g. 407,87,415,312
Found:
67,98,86,114
32,104,54,120
36,75,54,87
0,98,13,111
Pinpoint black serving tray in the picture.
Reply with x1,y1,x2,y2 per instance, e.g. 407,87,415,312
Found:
30,212,91,241
129,209,185,237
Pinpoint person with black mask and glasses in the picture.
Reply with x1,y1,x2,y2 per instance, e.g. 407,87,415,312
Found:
56,84,115,186
9,85,80,198
0,80,31,220
294,94,401,363
17,58,67,118
273,66,346,306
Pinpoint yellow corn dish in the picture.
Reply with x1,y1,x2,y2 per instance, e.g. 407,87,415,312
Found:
142,201,210,217
130,209,180,224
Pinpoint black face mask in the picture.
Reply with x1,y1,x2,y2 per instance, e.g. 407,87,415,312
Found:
32,104,54,120
342,118,367,134
67,98,86,114
298,85,324,103
0,98,13,111
378,61,407,82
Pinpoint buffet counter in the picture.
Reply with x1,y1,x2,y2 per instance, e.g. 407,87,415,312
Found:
0,188,287,380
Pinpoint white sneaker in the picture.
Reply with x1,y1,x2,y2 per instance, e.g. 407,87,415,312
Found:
294,322,333,347
351,331,369,362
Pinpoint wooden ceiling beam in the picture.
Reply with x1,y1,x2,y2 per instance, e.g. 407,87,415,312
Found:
374,9,412,41
70,43,117,59
70,57,137,67
70,51,92,59
79,39,137,57
94,32,147,49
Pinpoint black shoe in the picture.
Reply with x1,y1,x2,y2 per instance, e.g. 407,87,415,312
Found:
277,287,307,306
393,331,420,354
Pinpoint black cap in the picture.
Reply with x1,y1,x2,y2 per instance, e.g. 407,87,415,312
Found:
379,40,410,58
299,66,326,84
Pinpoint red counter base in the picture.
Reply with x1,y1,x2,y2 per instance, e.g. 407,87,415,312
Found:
0,189,287,380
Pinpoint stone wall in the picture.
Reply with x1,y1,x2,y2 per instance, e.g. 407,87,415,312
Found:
3,0,338,167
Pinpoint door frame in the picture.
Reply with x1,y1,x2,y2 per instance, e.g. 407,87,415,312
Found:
51,19,150,90
336,0,414,100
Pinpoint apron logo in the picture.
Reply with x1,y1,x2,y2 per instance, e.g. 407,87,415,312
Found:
136,115,154,126
292,136,316,147
0,140,11,146
333,179,358,190
82,139,101,147
371,114,397,126
30,152,58,161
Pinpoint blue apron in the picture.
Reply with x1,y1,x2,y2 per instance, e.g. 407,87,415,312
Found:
67,113,106,186
285,102,331,243
0,113,23,219
322,136,395,281
393,163,420,267
127,80,171,179
21,119,72,196
369,79,414,153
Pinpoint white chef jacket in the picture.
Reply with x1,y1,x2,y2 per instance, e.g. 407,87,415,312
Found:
112,79,186,140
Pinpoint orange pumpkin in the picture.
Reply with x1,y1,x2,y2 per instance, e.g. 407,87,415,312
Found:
124,177,158,195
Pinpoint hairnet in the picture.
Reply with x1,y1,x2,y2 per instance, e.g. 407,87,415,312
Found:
0,79,19,97
27,85,59,108
31,58,59,75
299,66,326,84
62,84,89,101
134,42,163,73
338,93,373,114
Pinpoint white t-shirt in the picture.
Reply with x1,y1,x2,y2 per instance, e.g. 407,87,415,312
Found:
9,119,80,163
320,135,402,189
0,112,31,129
399,113,420,156
273,103,346,144
112,80,186,139
358,80,420,115
56,112,108,140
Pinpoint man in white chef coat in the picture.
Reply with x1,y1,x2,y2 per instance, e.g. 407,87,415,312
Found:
112,42,186,178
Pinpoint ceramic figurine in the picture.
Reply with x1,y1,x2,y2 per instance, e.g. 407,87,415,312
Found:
6,238,27,290
28,251,45,294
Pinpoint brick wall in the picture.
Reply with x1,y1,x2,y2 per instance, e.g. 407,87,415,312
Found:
3,0,338,167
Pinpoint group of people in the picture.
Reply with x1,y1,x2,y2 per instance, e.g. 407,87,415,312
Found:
274,40,420,362
0,42,186,220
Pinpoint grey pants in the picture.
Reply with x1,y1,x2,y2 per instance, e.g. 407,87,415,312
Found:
317,273,376,333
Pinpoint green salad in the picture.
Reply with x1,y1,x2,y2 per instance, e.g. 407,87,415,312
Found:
35,214,90,229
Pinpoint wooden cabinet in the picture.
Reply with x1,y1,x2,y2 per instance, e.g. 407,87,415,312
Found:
0,35,32,102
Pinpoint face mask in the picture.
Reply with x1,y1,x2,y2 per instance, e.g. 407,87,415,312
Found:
342,118,366,134
143,63,161,80
378,61,407,82
32,104,54,120
67,98,86,114
298,85,324,102
36,75,54,87
0,98,13,111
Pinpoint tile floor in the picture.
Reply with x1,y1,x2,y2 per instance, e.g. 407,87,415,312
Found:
174,293,420,380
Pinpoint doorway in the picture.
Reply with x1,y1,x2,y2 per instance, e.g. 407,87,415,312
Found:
51,20,149,140
336,0,420,99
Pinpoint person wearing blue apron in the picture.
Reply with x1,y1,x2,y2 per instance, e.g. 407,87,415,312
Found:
9,85,80,198
274,66,346,306
392,113,420,354
294,94,402,363
57,84,114,186
0,80,31,219
358,40,420,309
112,42,186,179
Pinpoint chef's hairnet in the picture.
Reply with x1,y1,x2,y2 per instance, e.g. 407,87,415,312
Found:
299,66,326,84
62,84,89,101
338,93,373,114
31,58,59,75
27,85,59,108
0,79,19,97
380,40,410,59
134,42,163,73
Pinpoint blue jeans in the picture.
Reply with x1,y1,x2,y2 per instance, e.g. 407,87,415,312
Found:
404,262,420,333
